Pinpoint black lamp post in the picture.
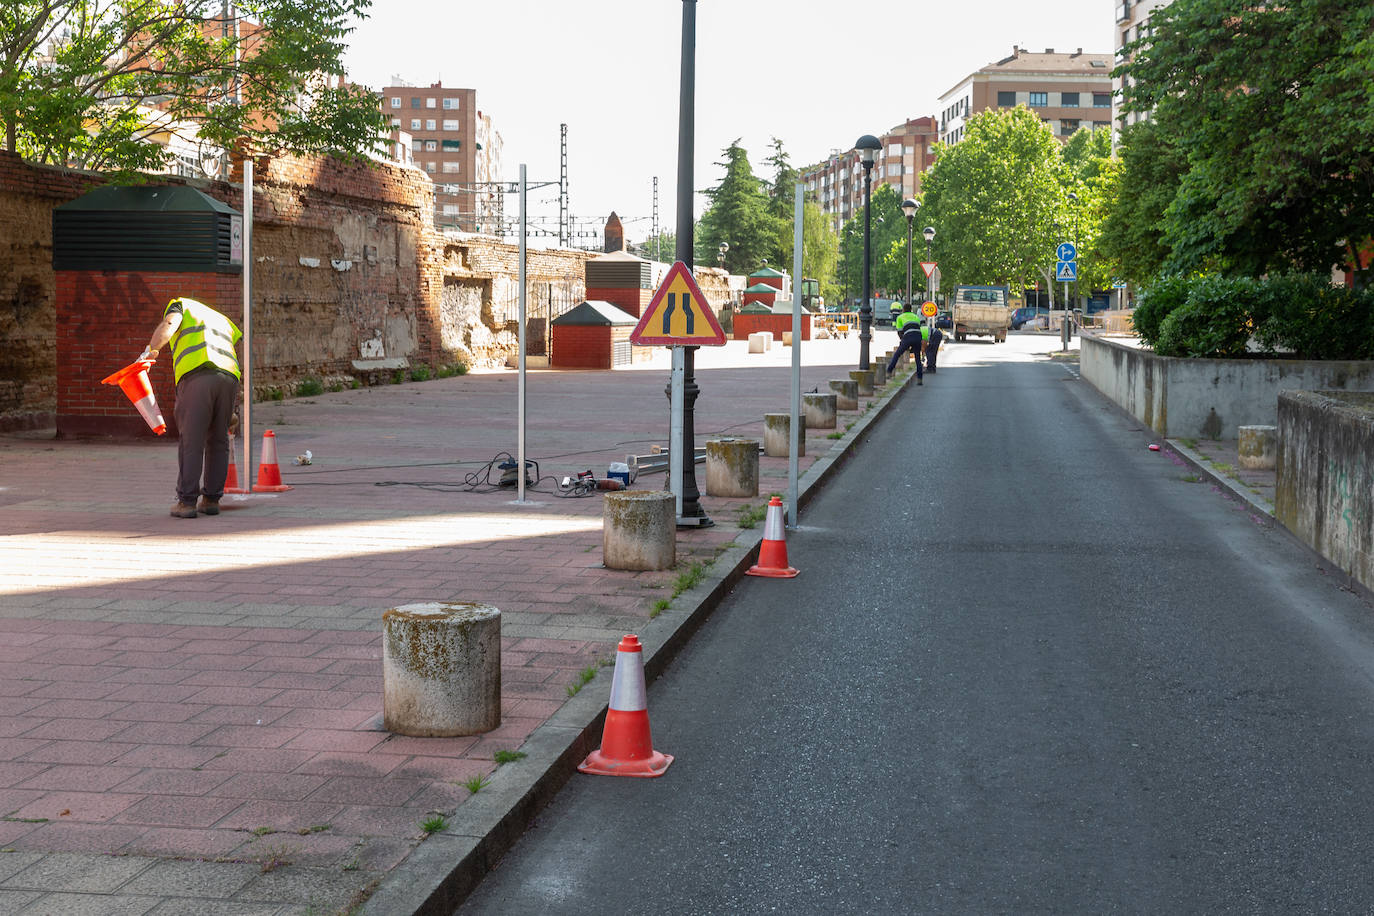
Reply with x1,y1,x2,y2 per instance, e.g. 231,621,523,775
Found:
1067,191,1079,320
923,226,936,304
855,134,882,369
717,241,728,269
902,198,919,312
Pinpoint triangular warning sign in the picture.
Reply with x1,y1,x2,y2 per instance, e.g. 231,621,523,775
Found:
630,261,726,346
920,261,937,279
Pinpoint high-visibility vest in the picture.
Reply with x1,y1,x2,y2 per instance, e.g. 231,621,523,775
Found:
894,311,921,334
165,298,242,384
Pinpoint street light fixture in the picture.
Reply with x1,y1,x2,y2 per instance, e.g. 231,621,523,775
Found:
922,226,936,310
901,198,919,313
855,133,882,369
717,241,728,269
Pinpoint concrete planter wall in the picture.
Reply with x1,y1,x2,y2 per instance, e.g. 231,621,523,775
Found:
1276,391,1374,593
1080,336,1374,440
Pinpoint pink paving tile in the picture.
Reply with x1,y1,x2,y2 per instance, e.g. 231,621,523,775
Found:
501,666,556,684
0,647,48,664
124,825,253,859
304,775,427,807
104,650,187,668
245,656,335,674
0,761,51,788
269,708,375,730
177,653,261,671
106,636,189,652
15,764,143,792
12,791,142,823
326,805,432,839
183,685,286,706
177,638,250,655
212,772,329,801
171,625,250,639
7,820,148,853
504,698,565,719
371,735,479,758
19,740,140,766
244,641,325,658
105,622,182,637
238,628,319,643
264,688,370,711
508,637,589,655
292,751,407,778
110,743,224,768
107,721,223,747
0,737,54,760
105,666,197,685
387,756,492,782
320,659,379,676
100,683,206,703
0,679,40,698
315,646,381,661
216,799,344,831
252,671,349,691
28,649,118,667
21,718,139,741
190,705,292,726
194,724,301,749
201,747,319,773
282,730,389,754
181,669,275,688
350,836,418,872
113,794,243,828
107,701,211,724
0,818,42,844
22,698,129,720
240,831,359,866
113,768,235,796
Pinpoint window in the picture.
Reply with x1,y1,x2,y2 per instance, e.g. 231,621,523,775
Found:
424,140,437,151
442,119,460,131
411,97,422,108
424,162,436,173
997,91,1016,106
426,97,436,108
1029,91,1048,107
1061,92,1080,107
887,164,901,177
1061,119,1080,134
443,97,460,109
887,143,902,156
1094,93,1112,108
390,97,400,108
390,118,401,127
442,204,460,215
425,119,436,131
442,162,460,173
410,119,421,130
442,139,461,151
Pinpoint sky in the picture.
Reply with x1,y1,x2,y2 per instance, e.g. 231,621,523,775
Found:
343,0,1116,248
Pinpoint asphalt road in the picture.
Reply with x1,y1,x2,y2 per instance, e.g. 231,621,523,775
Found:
459,336,1374,914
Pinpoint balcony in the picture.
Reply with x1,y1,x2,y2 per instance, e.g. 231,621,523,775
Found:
1116,0,1130,22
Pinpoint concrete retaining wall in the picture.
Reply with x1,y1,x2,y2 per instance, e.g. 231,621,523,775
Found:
1080,335,1374,440
1276,391,1374,593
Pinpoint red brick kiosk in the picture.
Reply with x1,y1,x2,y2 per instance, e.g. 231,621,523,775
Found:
551,300,652,369
53,185,243,438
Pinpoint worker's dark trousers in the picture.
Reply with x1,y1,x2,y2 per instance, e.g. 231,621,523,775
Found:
174,367,239,505
926,329,943,372
887,331,925,378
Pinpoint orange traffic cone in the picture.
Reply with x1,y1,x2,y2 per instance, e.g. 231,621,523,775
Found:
100,359,166,435
252,429,292,492
224,433,248,494
746,496,799,578
578,634,673,778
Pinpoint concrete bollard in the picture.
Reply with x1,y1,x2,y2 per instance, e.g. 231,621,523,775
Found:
829,379,858,410
1238,424,1278,470
849,369,874,397
603,490,676,570
803,392,838,430
383,602,501,737
782,331,793,347
748,332,772,354
763,413,806,457
872,361,887,387
705,437,759,497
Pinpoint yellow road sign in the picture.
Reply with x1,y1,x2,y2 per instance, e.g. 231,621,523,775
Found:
630,261,726,346
921,301,938,318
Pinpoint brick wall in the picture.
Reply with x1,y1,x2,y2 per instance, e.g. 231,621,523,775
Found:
0,151,598,433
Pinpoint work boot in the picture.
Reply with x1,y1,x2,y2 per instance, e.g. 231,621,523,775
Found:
197,497,220,516
917,379,924,386
170,502,197,519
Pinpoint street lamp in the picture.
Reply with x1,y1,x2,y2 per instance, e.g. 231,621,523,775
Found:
923,226,936,310
717,241,728,269
855,133,882,369
1067,191,1079,321
902,198,919,313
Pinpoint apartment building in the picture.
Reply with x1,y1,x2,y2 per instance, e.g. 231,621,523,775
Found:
1114,0,1171,132
379,80,503,233
936,47,1114,145
800,117,938,231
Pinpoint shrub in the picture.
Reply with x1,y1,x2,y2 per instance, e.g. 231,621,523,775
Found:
296,377,324,397
410,365,431,382
1253,274,1374,360
1153,276,1256,358
1132,274,1192,347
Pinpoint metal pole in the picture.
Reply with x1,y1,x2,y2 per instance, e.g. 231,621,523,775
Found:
905,217,913,312
788,183,803,527
673,0,709,527
860,162,872,370
517,163,528,503
241,156,252,484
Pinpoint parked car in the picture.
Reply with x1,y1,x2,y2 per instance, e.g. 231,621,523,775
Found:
1010,306,1049,330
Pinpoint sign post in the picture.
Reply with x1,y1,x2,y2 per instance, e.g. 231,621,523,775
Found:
630,261,726,521
1056,241,1077,350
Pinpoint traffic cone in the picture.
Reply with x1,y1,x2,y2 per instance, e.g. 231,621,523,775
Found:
252,429,292,492
224,433,248,494
578,634,673,778
746,496,799,578
100,359,166,435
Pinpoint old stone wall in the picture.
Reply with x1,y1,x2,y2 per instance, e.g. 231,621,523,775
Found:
0,151,599,431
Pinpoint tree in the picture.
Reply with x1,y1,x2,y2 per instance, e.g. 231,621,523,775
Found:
763,137,799,268
635,230,676,264
916,107,1066,297
1118,0,1374,276
1098,120,1187,284
695,139,776,274
1,0,386,175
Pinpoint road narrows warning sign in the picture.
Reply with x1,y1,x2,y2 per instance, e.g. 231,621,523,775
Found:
630,261,726,346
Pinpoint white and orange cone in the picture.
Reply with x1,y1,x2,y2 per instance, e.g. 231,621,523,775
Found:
746,496,799,578
252,429,292,492
578,634,673,778
224,433,248,494
100,359,166,435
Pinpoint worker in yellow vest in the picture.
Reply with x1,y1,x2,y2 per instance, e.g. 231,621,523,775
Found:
143,297,243,518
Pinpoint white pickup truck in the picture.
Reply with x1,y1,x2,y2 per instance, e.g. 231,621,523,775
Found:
952,285,1012,342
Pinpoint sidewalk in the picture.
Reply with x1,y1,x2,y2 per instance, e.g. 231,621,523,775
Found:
0,334,920,914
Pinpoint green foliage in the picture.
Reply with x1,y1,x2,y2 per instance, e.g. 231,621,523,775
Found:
1131,275,1193,346
1,0,387,174
1251,276,1374,360
420,815,447,833
1154,276,1257,358
494,750,526,765
636,230,676,264
1098,121,1186,284
1117,0,1374,276
696,140,775,273
295,377,324,397
410,365,431,382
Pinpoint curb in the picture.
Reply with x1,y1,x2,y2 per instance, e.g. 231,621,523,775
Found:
1162,439,1275,518
358,363,921,915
